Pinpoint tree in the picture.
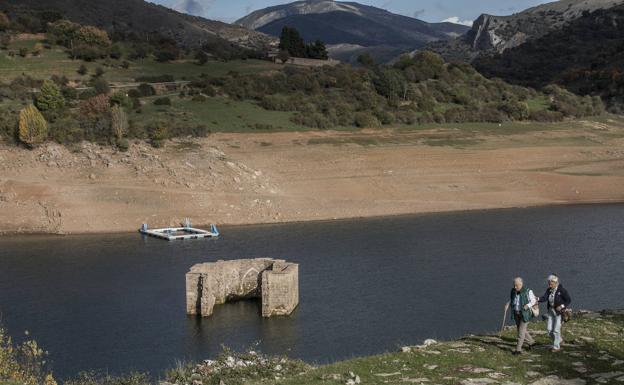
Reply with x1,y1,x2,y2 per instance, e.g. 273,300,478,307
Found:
35,80,65,112
18,105,48,147
306,40,328,60
77,64,88,75
279,26,306,58
110,104,128,141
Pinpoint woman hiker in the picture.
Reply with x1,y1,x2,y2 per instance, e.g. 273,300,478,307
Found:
504,277,538,355
537,274,571,352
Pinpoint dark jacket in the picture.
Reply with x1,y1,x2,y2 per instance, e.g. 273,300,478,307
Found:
538,284,571,313
510,287,533,322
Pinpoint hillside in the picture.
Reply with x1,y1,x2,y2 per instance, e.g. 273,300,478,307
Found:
428,0,624,62
236,0,469,62
0,0,276,51
473,4,624,111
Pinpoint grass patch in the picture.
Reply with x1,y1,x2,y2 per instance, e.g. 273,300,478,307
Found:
249,311,624,385
131,96,307,133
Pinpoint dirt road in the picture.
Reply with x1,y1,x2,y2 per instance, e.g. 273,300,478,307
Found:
1,121,623,234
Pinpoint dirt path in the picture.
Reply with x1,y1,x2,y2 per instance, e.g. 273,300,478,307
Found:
1,123,623,234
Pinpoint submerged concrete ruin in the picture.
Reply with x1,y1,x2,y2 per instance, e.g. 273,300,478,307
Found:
186,258,299,318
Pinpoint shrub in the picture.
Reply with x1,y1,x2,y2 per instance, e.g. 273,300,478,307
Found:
354,111,381,128
154,97,172,106
18,105,48,147
111,104,128,141
117,138,130,152
92,78,110,95
80,94,110,116
19,47,29,57
0,325,54,385
35,80,65,112
94,67,105,78
109,43,123,60
137,83,155,97
0,12,9,32
77,64,88,75
110,91,132,109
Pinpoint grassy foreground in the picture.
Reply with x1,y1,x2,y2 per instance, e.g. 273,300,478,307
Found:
5,311,622,385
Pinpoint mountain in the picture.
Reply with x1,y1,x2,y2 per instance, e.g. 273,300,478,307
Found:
235,0,469,62
473,4,624,111
428,0,624,62
0,0,276,51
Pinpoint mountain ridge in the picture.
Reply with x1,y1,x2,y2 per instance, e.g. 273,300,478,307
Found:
235,0,469,62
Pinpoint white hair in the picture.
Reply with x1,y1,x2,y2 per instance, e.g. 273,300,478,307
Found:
514,277,523,284
548,274,559,283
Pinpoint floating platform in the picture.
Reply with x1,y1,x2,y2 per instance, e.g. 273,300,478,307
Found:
139,222,219,241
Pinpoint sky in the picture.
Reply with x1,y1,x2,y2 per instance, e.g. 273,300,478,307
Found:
150,0,553,24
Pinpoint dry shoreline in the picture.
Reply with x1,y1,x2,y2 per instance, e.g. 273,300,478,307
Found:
1,200,624,238
2,122,624,236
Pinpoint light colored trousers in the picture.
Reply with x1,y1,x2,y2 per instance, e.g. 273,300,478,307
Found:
547,309,562,349
514,312,534,352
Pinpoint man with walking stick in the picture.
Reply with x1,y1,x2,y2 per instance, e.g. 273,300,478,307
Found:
504,277,538,355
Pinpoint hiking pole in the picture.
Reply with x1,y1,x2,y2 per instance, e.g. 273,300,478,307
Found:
500,304,509,336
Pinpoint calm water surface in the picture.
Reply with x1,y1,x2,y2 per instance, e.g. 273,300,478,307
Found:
1,205,623,379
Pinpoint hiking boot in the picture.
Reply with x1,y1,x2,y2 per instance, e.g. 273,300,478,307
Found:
512,350,523,355
551,348,561,353
526,343,536,350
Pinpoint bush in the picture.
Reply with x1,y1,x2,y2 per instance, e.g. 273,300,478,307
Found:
110,91,132,109
137,83,155,97
111,104,128,141
80,94,110,116
92,78,110,95
528,109,565,122
154,97,172,106
77,64,88,75
94,67,105,78
0,325,55,385
354,111,381,128
18,105,48,147
35,80,65,112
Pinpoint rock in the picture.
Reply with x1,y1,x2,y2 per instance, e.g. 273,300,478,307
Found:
526,371,541,377
614,360,624,366
89,173,96,180
590,372,624,380
424,364,438,370
374,372,402,377
423,339,438,346
460,378,497,385
529,376,585,385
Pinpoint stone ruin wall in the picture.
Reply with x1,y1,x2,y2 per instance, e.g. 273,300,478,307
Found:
186,258,298,318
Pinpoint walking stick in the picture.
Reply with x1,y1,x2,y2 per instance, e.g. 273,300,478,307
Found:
500,305,509,337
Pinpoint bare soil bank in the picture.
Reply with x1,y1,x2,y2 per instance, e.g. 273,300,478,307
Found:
1,121,624,234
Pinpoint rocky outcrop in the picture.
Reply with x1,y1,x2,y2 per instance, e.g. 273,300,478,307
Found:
429,0,624,62
186,258,299,318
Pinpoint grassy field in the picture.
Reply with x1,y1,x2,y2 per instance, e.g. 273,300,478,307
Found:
134,96,308,133
0,38,279,83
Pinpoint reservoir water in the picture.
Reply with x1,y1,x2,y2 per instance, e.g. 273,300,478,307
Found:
1,205,623,379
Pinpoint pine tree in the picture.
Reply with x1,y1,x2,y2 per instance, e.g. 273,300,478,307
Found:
35,80,65,112
18,105,48,147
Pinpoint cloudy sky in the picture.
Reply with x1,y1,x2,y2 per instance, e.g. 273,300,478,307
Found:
150,0,553,24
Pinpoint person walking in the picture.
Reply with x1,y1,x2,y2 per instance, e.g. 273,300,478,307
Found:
537,274,571,352
505,277,537,355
